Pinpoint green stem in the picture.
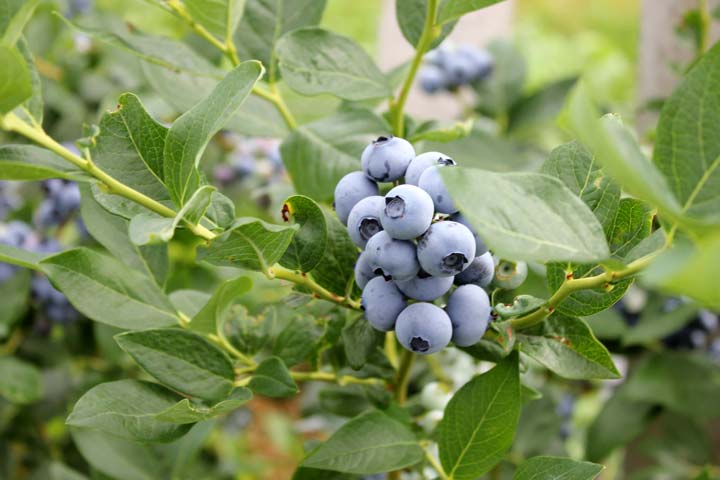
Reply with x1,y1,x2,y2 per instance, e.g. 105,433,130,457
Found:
423,445,449,480
390,0,439,136
698,0,711,55
290,371,385,386
395,349,415,405
268,265,361,310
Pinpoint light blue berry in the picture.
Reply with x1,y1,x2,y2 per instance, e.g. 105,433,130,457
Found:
417,221,475,277
365,231,419,282
418,165,457,214
347,196,385,248
446,284,491,347
361,136,415,182
381,184,434,240
450,212,488,255
395,303,452,355
354,251,377,290
405,152,456,186
362,277,406,332
454,251,495,287
419,65,447,94
395,274,453,301
334,171,379,225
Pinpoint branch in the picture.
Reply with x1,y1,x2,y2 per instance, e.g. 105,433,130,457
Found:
268,265,362,310
394,349,415,405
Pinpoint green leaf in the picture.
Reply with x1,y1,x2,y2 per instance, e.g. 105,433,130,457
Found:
115,328,235,403
442,168,610,263
473,41,526,118
622,297,698,346
248,356,298,398
183,0,244,39
190,276,252,334
39,248,178,329
302,410,423,474
281,108,388,202
293,468,358,480
622,351,720,419
342,315,383,370
508,77,578,136
164,61,263,205
0,45,32,113
199,217,296,272
438,351,520,479
396,0,456,48
129,186,215,245
654,42,720,223
0,269,30,338
0,0,39,45
0,243,44,270
156,387,252,424
494,295,545,319
309,209,358,297
205,191,236,228
79,184,168,286
279,195,328,272
234,0,326,80
562,83,683,223
91,93,170,204
15,37,42,124
276,28,391,101
408,118,474,143
0,356,41,404
517,314,619,380
226,305,274,355
437,0,505,24
169,289,211,318
66,380,190,443
513,456,604,480
0,145,82,180
273,314,323,367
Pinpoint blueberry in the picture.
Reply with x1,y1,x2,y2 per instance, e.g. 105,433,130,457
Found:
454,251,495,287
450,212,488,255
493,258,528,290
395,303,452,355
417,221,475,277
457,45,494,81
381,185,434,240
346,196,385,248
405,152,456,186
1,221,34,247
441,52,476,86
395,274,453,301
361,136,414,183
0,263,16,283
334,171,379,225
362,277,406,332
354,251,377,289
418,65,447,94
365,231,419,282
446,284,491,347
418,165,457,214
56,183,81,216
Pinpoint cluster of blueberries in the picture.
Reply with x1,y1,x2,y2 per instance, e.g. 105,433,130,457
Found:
334,136,508,355
34,179,81,229
418,43,494,95
212,134,283,188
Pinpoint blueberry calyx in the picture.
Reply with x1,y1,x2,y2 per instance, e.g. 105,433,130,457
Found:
374,135,391,144
373,268,393,281
442,252,468,273
410,336,430,352
438,157,456,166
358,217,382,240
384,196,406,219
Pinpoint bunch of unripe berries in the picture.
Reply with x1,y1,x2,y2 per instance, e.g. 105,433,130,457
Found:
418,43,494,95
334,136,526,355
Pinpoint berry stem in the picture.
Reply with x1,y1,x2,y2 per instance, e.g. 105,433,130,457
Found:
268,265,362,310
422,444,449,480
394,349,415,405
234,368,385,387
390,0,440,136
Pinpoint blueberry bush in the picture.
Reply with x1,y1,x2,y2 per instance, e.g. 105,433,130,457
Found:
1,0,719,479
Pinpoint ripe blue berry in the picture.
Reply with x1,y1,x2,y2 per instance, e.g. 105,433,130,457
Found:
418,65,447,94
381,185,434,240
354,251,376,289
417,221,475,277
405,152,456,186
395,303,452,355
347,196,385,248
365,231,419,282
446,284,491,347
442,53,476,86
457,45,494,81
450,212,488,255
334,171,379,225
395,273,453,301
418,165,457,214
454,251,495,287
361,136,415,182
362,277,406,332
494,258,528,290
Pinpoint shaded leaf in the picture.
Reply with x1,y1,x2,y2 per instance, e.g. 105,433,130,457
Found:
156,387,252,424
513,456,603,480
0,145,82,180
248,356,298,398
0,356,41,404
279,195,328,272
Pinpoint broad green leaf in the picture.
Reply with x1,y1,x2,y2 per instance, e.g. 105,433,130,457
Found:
0,356,41,404
164,61,263,205
281,108,388,202
92,93,170,203
508,77,578,137
408,118,474,143
624,228,666,264
225,306,274,355
276,28,391,101
0,269,30,338
67,380,191,443
585,393,655,462
39,248,178,329
0,243,44,270
473,41,526,119
396,0,456,48
272,314,324,367
302,410,423,474
156,387,252,424
129,186,215,245
0,0,39,45
438,351,520,479
494,295,544,319
0,145,82,180
293,467,358,480
190,276,252,334
279,195,328,272
200,217,296,272
442,168,610,263
622,300,698,346
79,184,168,285
248,356,298,398
115,328,235,402
233,0,326,80
205,191,236,228
184,0,244,39
540,141,620,230
15,37,42,124
342,315,383,370
310,209,358,297
622,351,720,419
644,234,720,309
563,84,683,223
654,42,720,223
169,289,211,318
437,0,505,24
513,456,603,480
517,314,619,380
0,44,32,113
